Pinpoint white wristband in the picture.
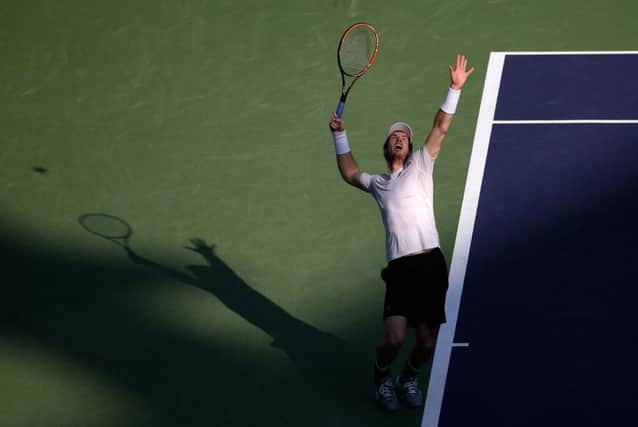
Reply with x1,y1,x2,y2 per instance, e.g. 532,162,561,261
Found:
332,130,351,155
440,87,461,114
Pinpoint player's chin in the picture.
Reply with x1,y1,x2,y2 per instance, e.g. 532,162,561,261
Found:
392,150,409,161
387,154,405,165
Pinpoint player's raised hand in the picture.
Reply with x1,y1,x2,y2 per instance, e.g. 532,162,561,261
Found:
330,112,345,132
449,54,475,90
185,238,216,259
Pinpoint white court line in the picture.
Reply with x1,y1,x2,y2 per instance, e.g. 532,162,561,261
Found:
421,51,506,427
452,343,470,348
494,120,638,124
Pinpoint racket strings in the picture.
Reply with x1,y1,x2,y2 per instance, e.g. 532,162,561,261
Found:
339,26,377,76
79,214,132,239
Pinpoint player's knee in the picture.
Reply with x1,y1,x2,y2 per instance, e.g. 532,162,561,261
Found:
415,336,435,353
385,330,406,350
415,326,438,351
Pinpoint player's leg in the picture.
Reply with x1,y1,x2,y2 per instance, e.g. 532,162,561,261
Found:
377,258,411,376
394,322,439,408
374,315,407,412
410,321,439,368
375,315,407,379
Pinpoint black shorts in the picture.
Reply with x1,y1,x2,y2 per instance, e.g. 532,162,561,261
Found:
381,248,449,328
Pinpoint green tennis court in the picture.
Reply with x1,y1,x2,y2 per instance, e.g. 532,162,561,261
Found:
2,1,636,426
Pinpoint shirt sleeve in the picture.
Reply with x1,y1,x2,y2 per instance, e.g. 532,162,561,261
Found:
413,145,436,173
359,172,373,192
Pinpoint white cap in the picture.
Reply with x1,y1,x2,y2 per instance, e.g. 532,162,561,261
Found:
386,122,413,142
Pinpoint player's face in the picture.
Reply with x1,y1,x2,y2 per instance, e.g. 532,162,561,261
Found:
385,131,411,161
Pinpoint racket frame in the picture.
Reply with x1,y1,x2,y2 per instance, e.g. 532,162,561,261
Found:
78,213,133,247
336,22,379,117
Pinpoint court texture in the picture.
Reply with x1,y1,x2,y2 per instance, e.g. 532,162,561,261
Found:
1,1,636,427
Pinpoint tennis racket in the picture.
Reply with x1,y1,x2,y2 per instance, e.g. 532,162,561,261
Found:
335,22,379,118
79,213,133,248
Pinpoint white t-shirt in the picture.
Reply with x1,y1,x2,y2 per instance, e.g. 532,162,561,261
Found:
360,146,440,261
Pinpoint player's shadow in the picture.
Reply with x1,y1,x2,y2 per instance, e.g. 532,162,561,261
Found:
3,214,386,427
124,237,350,380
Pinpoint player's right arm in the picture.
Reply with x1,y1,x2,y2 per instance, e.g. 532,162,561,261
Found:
329,112,368,191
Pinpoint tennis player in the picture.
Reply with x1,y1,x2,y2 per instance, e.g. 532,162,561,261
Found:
329,54,474,412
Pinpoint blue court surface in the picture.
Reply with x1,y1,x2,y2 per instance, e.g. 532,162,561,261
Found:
423,52,638,427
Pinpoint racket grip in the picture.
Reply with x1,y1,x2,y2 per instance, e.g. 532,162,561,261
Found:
336,95,346,118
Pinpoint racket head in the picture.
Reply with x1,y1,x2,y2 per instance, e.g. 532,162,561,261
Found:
337,22,379,78
79,213,133,245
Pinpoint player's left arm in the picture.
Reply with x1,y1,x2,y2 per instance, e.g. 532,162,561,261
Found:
425,54,475,159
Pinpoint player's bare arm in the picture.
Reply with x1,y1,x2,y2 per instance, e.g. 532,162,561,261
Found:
330,112,367,191
425,54,475,159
